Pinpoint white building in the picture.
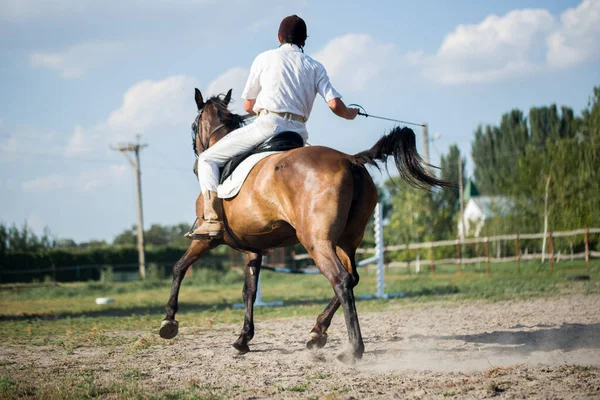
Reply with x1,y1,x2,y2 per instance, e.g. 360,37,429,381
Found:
458,196,513,237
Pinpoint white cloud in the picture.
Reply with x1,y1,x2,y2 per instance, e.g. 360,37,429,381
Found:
405,50,424,66
312,34,399,92
77,165,127,192
204,67,249,113
30,40,126,79
21,165,127,193
196,35,403,103
65,71,255,158
424,9,556,85
106,75,200,136
65,125,91,157
66,74,200,157
547,0,600,68
22,174,66,192
421,0,600,85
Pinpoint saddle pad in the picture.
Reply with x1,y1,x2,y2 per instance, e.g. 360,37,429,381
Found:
217,151,280,199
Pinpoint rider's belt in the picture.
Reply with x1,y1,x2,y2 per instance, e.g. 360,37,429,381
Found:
257,109,306,123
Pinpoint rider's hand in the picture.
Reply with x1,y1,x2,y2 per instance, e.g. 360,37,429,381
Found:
346,107,359,120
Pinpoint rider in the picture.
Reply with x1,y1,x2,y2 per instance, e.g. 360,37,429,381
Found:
192,14,359,239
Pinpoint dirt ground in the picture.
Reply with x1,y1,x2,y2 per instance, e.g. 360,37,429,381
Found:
2,294,600,399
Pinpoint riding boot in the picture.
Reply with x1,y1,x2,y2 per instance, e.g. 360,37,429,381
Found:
190,191,224,239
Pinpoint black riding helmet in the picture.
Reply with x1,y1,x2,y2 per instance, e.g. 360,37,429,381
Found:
278,15,307,49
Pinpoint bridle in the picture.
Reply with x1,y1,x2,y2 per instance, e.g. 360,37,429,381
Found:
191,107,228,155
191,103,253,156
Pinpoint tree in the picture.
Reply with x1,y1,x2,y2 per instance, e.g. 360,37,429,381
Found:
472,106,576,197
519,87,600,231
113,226,137,246
581,86,600,139
431,145,463,239
383,178,435,246
0,222,55,254
492,87,599,234
113,223,193,247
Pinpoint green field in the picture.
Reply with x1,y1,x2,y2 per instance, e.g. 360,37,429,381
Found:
1,259,598,347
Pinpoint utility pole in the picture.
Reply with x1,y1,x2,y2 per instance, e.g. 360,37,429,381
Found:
111,136,147,279
458,155,465,240
422,122,430,165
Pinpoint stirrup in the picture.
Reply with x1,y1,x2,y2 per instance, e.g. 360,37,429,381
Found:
186,219,223,240
185,230,223,240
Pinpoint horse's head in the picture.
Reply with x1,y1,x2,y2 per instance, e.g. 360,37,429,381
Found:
191,88,239,157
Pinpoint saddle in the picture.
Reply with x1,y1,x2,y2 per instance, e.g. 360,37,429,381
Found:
219,131,304,184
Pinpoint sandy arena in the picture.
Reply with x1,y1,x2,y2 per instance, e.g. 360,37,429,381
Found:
2,294,600,399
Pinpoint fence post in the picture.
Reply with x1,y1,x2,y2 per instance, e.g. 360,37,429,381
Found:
374,203,385,298
515,233,520,272
429,244,435,277
585,227,590,270
455,237,461,275
485,237,490,276
548,231,554,273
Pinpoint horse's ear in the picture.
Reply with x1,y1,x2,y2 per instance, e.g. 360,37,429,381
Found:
223,89,232,106
194,88,204,110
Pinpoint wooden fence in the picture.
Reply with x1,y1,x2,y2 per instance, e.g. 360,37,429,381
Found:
292,227,599,275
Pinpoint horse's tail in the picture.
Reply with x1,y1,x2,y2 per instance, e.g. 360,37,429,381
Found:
352,126,450,189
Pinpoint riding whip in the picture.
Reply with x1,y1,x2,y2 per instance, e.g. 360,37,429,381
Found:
348,104,425,128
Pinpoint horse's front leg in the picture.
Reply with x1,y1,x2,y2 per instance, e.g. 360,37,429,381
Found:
232,252,262,354
160,240,216,339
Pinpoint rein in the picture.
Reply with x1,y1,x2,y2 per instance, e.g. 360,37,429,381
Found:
200,123,226,153
192,108,254,156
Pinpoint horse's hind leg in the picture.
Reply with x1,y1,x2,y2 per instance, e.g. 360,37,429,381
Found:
305,241,364,363
307,246,358,350
232,252,262,354
160,240,216,339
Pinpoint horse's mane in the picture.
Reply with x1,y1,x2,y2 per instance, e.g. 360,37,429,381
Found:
206,94,247,131
192,93,248,156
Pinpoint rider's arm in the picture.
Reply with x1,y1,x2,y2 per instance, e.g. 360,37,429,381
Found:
244,99,257,115
328,98,359,120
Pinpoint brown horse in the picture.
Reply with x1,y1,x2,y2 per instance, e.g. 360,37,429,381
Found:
159,88,446,363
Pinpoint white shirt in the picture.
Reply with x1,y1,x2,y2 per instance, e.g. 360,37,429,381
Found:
241,44,341,122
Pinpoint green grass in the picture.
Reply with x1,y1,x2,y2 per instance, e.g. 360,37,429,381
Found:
0,260,598,349
279,383,309,392
0,370,233,400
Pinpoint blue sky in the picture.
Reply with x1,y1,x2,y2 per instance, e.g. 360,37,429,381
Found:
1,0,598,243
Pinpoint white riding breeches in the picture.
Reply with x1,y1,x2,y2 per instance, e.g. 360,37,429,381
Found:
197,113,308,193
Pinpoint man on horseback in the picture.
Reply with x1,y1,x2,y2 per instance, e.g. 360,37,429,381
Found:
191,14,359,239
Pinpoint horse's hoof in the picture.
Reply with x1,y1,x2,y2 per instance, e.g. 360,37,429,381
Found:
306,332,328,349
159,319,179,339
232,341,250,355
